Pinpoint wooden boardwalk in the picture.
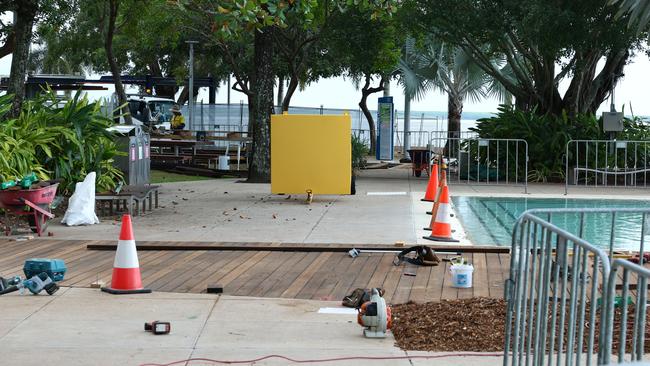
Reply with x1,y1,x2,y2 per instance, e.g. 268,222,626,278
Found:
0,239,510,304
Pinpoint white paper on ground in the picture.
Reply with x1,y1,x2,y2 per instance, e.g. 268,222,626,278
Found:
317,307,358,315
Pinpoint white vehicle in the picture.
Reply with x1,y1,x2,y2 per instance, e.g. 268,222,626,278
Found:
111,93,176,130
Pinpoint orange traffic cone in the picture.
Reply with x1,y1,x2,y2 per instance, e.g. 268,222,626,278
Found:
102,214,151,294
423,185,459,242
426,166,447,215
421,163,439,202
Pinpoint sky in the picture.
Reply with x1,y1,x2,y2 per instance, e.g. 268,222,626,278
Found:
2,45,650,116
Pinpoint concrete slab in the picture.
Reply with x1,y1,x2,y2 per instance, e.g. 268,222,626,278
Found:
2,319,205,348
29,293,215,322
406,351,504,366
187,347,412,366
202,296,394,351
38,167,650,245
0,348,193,366
0,320,19,339
208,296,346,322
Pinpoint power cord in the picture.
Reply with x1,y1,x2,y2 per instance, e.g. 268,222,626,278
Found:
140,352,504,366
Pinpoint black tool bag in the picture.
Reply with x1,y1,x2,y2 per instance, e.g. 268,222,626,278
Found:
393,246,440,266
342,288,385,308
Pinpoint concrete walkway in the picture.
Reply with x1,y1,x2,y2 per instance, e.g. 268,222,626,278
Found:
0,288,503,366
44,167,650,245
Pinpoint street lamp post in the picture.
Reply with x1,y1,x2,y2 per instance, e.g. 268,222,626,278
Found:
186,40,199,131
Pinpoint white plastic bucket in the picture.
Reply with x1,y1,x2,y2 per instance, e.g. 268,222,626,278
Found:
218,155,230,170
450,264,474,288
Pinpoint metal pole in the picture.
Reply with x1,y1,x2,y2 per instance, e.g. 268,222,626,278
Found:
239,100,243,133
227,76,231,125
404,97,411,160
186,40,199,131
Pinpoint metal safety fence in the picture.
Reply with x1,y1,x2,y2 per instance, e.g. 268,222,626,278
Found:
505,208,650,366
429,137,528,192
505,210,611,366
428,130,479,141
565,140,650,194
602,259,650,365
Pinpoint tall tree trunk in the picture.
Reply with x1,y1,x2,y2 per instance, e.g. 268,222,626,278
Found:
148,62,177,98
176,85,199,105
277,75,284,108
445,93,463,157
282,75,299,112
248,27,275,183
403,96,411,160
358,74,385,156
8,0,38,118
447,93,463,138
105,0,131,124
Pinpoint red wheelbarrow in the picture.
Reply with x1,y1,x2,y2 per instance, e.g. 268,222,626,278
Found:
407,149,431,177
0,183,59,236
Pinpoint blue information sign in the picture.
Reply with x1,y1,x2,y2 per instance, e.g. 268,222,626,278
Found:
376,96,394,160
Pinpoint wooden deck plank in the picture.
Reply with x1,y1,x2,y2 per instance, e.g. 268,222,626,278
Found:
328,255,369,302
0,240,67,267
298,253,347,300
157,251,232,293
366,254,394,289
133,251,206,289
187,251,256,293
231,251,293,296
487,252,504,298
280,252,333,298
408,264,433,303
348,254,382,291
249,252,307,298
391,263,417,304
440,257,457,300
208,251,270,289
473,253,490,298
263,252,318,298
168,251,241,293
381,255,405,303
422,259,446,302
0,239,512,301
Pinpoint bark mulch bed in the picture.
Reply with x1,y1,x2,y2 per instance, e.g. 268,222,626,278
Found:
392,297,507,352
392,297,650,354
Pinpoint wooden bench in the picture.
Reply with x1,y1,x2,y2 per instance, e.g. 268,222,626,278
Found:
96,185,160,216
150,154,192,164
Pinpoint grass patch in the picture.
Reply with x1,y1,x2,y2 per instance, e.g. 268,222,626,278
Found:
150,170,215,184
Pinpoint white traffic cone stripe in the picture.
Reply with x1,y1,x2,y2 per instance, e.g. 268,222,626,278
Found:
113,239,140,268
435,202,451,223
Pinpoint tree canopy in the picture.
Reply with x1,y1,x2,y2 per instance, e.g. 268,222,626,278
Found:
408,0,648,116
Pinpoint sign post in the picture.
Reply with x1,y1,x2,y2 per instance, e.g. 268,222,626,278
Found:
376,96,394,161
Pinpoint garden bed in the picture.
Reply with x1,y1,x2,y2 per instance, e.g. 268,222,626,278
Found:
392,297,650,353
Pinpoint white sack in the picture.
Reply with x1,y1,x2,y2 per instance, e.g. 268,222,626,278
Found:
61,172,100,226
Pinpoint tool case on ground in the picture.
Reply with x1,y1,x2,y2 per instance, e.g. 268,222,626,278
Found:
23,259,67,282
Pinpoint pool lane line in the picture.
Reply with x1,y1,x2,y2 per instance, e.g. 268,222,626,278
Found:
495,200,519,221
477,198,516,243
461,197,502,245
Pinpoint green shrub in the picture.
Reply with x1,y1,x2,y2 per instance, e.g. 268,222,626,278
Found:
0,89,123,194
351,134,369,172
471,105,650,182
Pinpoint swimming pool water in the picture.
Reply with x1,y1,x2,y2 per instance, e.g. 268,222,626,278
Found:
451,196,650,250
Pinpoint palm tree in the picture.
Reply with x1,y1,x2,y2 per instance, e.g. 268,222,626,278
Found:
397,37,512,139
